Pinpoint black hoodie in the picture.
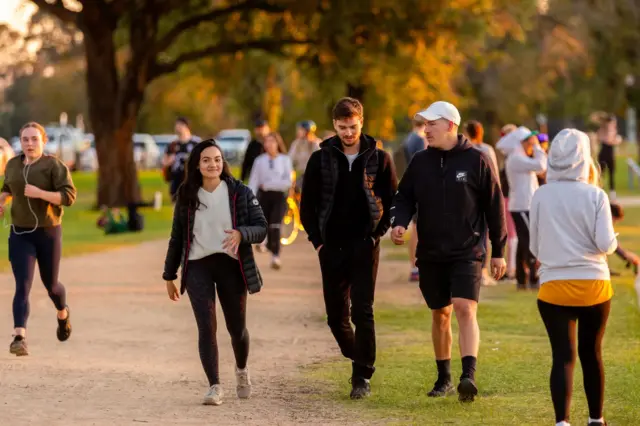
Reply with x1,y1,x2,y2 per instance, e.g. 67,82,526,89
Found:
300,134,397,248
391,135,506,263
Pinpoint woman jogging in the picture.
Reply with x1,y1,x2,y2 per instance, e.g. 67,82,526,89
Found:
163,139,267,406
248,132,292,270
0,122,77,356
530,129,617,426
596,114,620,198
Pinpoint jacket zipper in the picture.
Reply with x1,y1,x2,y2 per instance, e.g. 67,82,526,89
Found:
441,153,446,212
232,193,249,290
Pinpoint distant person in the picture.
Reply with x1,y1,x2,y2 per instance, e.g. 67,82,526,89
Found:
248,132,293,270
288,120,321,191
0,137,15,176
0,122,77,356
391,101,506,403
465,120,500,286
530,129,617,426
300,97,397,400
163,139,267,406
496,124,518,279
162,117,200,202
240,119,270,182
498,126,547,289
597,114,620,198
401,119,426,282
537,133,550,186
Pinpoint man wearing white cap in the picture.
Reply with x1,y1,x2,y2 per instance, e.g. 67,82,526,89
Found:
390,101,507,402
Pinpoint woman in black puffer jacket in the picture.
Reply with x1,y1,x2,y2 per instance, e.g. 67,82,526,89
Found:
163,139,267,406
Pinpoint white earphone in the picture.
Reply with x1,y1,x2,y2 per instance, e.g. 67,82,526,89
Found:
3,155,40,235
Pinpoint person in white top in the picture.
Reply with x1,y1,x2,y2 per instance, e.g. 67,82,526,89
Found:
496,125,547,289
248,132,293,269
529,129,617,426
163,140,268,406
288,120,321,191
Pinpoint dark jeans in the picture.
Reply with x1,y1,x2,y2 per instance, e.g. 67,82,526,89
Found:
319,238,380,379
10,226,66,328
257,190,287,256
538,299,611,423
186,253,249,386
511,211,538,287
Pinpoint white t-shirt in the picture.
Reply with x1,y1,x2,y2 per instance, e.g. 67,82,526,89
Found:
189,181,237,260
345,153,358,170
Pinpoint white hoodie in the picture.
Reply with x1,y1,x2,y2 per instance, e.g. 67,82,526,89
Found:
499,126,547,212
530,128,618,284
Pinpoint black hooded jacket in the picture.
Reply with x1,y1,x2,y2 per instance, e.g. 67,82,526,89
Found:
391,135,506,262
300,134,397,248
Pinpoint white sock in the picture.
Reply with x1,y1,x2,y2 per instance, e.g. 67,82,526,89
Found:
556,421,570,426
588,418,604,424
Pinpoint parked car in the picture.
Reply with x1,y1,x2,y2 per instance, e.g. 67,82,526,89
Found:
42,125,91,170
215,129,251,165
79,133,161,171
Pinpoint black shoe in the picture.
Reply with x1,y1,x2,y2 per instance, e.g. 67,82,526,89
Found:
457,377,478,402
56,306,72,342
9,335,28,356
349,377,371,400
427,379,454,397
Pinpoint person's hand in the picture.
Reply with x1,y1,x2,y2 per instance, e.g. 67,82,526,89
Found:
24,184,42,199
223,229,242,254
391,226,406,245
316,244,323,253
166,280,180,301
490,258,507,280
627,252,640,266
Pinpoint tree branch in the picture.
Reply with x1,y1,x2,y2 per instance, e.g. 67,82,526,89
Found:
152,0,287,55
149,37,313,80
30,0,78,24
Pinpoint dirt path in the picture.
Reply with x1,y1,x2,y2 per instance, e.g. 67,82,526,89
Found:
0,237,419,425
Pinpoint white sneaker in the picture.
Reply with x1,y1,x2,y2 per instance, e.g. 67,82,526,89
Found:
236,367,252,399
203,384,223,405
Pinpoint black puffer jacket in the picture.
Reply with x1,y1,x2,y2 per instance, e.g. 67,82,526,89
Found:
162,176,267,294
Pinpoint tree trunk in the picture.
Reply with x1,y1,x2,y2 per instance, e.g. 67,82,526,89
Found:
347,83,366,101
81,7,141,207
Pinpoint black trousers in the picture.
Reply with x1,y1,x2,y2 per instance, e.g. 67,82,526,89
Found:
538,299,611,423
511,211,538,287
319,238,380,379
10,226,66,328
257,190,287,256
598,145,615,191
185,253,249,386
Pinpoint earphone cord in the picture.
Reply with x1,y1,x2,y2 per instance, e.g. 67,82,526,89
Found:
3,158,40,235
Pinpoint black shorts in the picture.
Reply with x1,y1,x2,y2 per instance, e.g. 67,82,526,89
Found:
417,260,483,309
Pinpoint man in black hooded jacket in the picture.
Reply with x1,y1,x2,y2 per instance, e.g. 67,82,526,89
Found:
391,101,506,403
300,97,397,400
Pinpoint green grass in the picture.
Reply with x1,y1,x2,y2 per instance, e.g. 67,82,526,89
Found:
0,166,239,271
307,208,640,425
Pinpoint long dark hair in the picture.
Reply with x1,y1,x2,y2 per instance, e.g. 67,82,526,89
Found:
177,139,233,210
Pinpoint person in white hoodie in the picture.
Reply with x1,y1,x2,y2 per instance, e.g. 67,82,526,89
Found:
497,126,547,289
248,132,293,269
530,128,617,426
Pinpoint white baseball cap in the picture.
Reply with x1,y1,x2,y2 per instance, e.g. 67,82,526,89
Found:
414,101,461,126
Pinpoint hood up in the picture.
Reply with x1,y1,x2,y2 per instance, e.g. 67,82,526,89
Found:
547,128,592,183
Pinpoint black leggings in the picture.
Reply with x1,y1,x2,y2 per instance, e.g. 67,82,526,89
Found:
511,211,538,287
538,299,611,423
257,190,287,256
10,226,66,328
185,253,249,386
598,144,615,191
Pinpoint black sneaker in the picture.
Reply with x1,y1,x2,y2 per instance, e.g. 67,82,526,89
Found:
349,377,371,400
427,379,454,397
457,377,478,402
56,306,72,342
9,335,28,356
